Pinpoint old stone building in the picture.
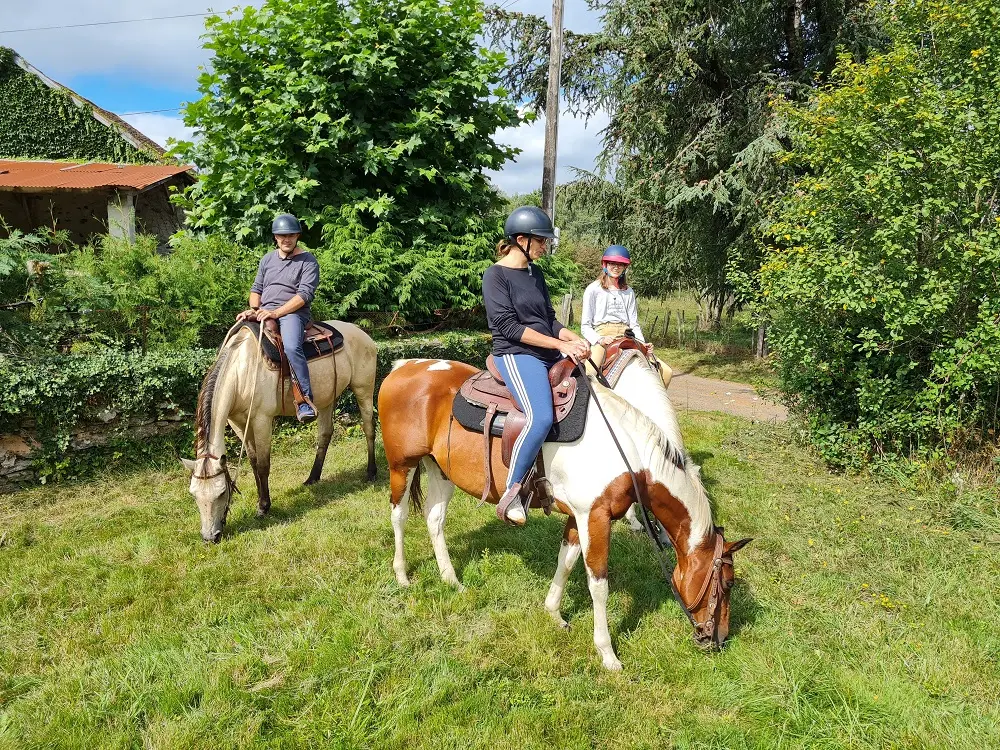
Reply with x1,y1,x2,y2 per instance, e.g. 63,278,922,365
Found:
0,47,194,247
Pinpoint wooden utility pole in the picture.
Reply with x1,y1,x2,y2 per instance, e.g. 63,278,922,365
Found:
541,0,564,221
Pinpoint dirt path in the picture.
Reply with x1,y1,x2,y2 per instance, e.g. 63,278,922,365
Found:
668,372,788,422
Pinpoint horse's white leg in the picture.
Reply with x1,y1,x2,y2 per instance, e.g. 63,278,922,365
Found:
544,516,582,629
578,510,622,671
305,405,333,485
350,376,378,482
421,457,461,590
251,415,274,516
390,466,416,587
624,504,645,532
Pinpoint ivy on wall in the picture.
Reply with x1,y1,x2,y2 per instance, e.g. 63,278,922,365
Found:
0,47,158,164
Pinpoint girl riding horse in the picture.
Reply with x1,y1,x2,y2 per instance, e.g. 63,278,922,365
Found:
581,245,672,389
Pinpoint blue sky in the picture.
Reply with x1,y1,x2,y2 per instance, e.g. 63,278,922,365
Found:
2,0,607,195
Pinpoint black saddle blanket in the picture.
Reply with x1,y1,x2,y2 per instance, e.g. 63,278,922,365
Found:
236,320,343,365
451,373,589,444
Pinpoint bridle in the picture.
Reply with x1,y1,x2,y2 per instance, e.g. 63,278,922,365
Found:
193,452,240,501
670,529,733,645
579,357,732,644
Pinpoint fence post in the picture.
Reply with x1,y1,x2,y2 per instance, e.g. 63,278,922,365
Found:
663,310,671,343
755,324,768,359
679,310,685,347
561,293,573,326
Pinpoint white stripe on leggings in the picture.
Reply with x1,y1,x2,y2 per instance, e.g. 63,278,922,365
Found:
503,354,534,488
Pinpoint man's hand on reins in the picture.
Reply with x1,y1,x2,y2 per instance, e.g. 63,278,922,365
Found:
254,309,277,322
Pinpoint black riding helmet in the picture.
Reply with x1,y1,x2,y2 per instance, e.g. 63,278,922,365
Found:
272,213,302,235
504,205,556,240
504,206,556,269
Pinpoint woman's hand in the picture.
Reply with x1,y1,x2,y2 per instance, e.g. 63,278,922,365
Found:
598,336,615,346
559,339,591,362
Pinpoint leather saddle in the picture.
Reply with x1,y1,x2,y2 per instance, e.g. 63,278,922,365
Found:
239,319,344,372
597,335,654,388
457,355,580,509
238,319,344,409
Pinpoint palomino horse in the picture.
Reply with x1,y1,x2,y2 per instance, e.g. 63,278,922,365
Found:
182,321,378,542
378,359,750,670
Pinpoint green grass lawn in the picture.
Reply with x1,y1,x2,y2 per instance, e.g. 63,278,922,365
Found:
2,416,998,749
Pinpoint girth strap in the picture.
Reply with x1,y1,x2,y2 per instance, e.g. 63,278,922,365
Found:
480,403,498,505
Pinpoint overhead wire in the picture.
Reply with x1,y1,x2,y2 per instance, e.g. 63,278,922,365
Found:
0,12,213,35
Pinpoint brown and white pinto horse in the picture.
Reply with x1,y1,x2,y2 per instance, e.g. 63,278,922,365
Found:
378,358,751,670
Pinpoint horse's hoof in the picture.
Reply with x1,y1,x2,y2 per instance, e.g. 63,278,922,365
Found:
602,656,624,672
256,505,270,517
546,609,570,630
366,469,377,483
303,476,319,486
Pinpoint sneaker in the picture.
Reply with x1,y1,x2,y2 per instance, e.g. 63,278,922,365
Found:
496,483,527,526
296,403,317,423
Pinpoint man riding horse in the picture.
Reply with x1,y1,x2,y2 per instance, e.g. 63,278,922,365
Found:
236,213,320,423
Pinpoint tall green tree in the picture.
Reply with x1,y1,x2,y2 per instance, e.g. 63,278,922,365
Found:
490,1,879,319
175,0,523,317
759,0,1000,465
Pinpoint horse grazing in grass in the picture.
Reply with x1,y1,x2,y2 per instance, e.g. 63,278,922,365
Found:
182,321,378,543
378,358,750,670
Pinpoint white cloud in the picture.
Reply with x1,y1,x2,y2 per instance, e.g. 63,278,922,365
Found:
6,0,607,186
5,1,264,85
486,109,609,195
120,113,196,150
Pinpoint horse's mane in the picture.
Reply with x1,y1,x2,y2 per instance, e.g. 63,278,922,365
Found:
589,375,713,544
194,329,253,454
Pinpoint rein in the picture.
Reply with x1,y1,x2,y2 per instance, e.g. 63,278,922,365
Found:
580,356,729,642
194,322,266,498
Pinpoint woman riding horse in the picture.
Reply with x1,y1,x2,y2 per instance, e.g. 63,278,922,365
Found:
483,206,591,525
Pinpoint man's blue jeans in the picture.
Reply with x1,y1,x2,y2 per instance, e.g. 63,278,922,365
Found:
278,313,313,400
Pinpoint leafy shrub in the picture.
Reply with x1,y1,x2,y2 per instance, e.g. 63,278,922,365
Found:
1,333,493,482
760,0,1000,466
13,233,260,351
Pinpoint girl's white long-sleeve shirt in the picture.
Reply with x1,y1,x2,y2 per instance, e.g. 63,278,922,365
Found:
580,280,645,344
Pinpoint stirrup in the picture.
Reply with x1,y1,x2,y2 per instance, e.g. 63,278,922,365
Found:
497,483,526,526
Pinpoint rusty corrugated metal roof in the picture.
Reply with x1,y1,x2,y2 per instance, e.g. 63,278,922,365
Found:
0,160,194,191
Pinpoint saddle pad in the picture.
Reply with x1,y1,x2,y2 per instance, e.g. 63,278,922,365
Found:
604,348,645,389
236,320,343,364
452,373,589,444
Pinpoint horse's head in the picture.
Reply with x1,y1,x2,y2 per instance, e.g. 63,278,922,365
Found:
672,528,752,649
181,455,236,543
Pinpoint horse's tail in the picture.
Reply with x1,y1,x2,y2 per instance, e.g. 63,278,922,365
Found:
408,461,424,512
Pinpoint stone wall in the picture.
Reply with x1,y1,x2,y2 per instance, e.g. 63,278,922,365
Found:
136,176,187,250
0,189,107,245
0,411,189,491
0,178,185,248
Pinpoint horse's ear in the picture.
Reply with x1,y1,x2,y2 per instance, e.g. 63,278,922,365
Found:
180,458,198,474
726,538,753,554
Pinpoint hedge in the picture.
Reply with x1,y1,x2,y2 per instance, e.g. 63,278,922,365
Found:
0,332,493,481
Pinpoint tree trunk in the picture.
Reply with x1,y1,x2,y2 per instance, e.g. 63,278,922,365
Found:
785,0,805,75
